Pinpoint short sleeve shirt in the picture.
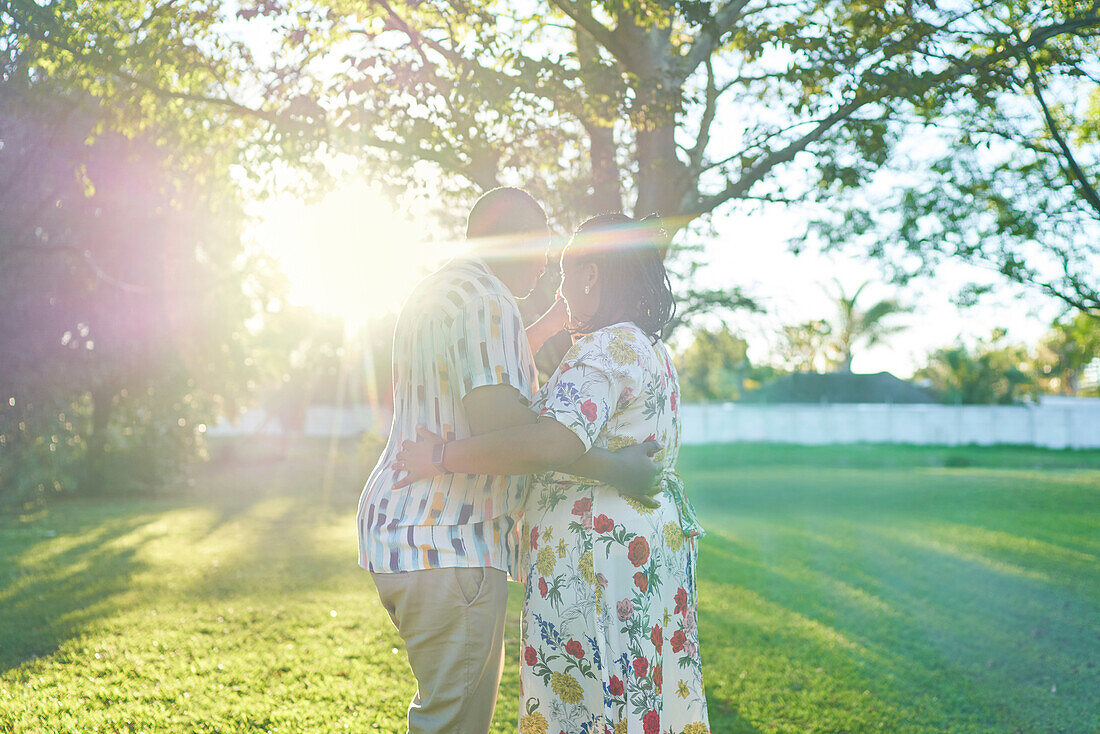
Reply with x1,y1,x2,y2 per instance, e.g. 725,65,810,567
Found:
356,257,537,579
535,322,681,467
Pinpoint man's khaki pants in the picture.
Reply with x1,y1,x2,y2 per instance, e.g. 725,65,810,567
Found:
371,567,508,734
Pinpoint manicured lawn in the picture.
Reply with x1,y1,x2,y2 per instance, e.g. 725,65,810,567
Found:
1,441,1097,733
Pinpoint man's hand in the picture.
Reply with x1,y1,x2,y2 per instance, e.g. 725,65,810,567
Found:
526,297,568,354
610,440,662,508
391,426,445,490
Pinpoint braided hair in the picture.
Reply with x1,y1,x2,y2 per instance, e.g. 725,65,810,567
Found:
567,212,677,343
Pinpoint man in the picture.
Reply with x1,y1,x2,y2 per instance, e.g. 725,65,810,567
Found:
357,187,654,733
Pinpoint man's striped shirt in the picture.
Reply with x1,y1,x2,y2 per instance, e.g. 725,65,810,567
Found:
356,257,536,579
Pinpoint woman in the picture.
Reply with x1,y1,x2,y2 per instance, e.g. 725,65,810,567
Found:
396,213,709,734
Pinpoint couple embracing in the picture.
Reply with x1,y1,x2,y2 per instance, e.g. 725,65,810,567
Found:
356,187,709,734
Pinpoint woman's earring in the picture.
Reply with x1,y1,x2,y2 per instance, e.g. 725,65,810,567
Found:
584,285,591,295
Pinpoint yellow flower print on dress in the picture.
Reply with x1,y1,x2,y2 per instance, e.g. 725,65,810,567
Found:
519,711,548,734
677,680,690,698
551,671,584,704
608,326,637,342
614,720,628,734
557,539,567,558
562,333,599,363
578,551,595,584
607,337,639,366
625,494,657,515
664,521,684,552
606,434,637,451
683,723,710,734
536,546,557,577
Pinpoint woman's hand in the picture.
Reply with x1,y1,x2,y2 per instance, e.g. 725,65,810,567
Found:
391,426,445,490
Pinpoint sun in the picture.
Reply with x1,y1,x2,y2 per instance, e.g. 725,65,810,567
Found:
253,179,441,322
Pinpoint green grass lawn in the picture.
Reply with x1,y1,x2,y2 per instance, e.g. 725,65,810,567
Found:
1,441,1098,733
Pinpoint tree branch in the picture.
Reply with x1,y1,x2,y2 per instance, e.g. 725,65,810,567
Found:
695,98,864,214
680,0,752,79
10,0,491,183
687,56,719,175
548,0,634,66
693,12,1100,216
1025,54,1100,219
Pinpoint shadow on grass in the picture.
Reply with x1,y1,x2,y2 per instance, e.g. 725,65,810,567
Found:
0,438,375,678
0,508,161,674
695,515,1100,732
692,462,1100,562
190,437,371,540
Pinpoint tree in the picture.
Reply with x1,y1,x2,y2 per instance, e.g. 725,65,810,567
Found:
916,329,1037,405
806,3,1100,312
251,305,345,439
1034,310,1100,395
776,320,836,374
675,325,779,402
0,9,260,503
9,1,1099,305
830,281,911,372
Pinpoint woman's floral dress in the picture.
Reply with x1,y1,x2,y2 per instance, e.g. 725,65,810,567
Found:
519,323,709,734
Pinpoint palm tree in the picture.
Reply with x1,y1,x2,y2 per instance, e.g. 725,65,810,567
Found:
830,281,912,373
778,319,836,373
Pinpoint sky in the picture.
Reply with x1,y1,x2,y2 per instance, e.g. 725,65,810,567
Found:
692,207,1063,378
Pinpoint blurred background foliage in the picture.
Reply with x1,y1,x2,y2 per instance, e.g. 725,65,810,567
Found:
1,0,1098,507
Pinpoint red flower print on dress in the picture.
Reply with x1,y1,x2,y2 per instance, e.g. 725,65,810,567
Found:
670,629,687,653
633,571,648,592
645,433,656,443
643,709,660,734
650,624,663,652
674,587,688,616
530,526,539,550
670,391,678,411
580,399,598,422
616,387,635,410
608,675,624,696
628,536,650,567
632,656,648,678
565,639,585,658
524,646,538,666
538,577,548,598
653,664,662,691
572,497,592,515
593,514,614,533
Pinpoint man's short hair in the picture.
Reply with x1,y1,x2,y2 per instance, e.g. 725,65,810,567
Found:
466,187,548,241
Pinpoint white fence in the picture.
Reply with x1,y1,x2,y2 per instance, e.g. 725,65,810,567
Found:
209,401,1100,450
206,406,393,438
680,400,1100,449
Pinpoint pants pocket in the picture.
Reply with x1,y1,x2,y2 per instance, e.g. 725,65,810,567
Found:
453,567,486,606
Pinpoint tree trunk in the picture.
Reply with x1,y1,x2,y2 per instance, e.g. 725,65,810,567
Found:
575,30,623,214
584,121,623,214
635,120,688,219
82,384,115,494
625,23,690,230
